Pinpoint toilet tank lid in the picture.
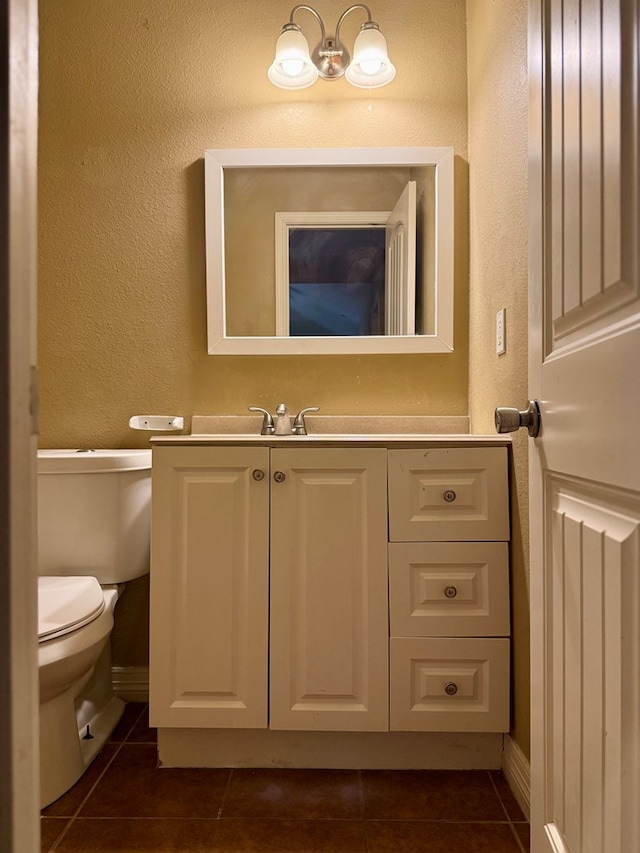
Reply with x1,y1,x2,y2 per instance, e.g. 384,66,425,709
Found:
38,576,105,641
38,449,152,474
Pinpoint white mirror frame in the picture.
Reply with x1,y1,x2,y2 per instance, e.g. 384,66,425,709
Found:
204,147,454,355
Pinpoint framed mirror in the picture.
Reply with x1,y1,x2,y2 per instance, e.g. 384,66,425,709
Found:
204,147,454,355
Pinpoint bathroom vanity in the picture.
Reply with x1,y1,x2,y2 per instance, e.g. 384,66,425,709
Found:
149,423,512,769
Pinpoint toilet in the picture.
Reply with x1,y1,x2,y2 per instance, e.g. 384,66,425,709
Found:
37,448,152,808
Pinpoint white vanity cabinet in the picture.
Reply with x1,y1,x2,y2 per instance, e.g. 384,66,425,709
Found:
150,444,389,732
387,447,511,732
150,437,513,767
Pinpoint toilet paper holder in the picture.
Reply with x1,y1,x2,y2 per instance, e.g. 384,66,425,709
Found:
128,415,184,431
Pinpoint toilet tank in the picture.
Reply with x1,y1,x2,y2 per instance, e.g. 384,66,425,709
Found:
37,449,152,584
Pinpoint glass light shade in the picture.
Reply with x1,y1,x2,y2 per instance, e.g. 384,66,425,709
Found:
345,26,396,88
268,28,319,89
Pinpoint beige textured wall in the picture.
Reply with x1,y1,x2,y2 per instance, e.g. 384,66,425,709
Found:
38,0,470,449
466,0,530,759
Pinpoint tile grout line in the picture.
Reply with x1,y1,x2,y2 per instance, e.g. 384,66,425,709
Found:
357,769,365,820
508,822,529,853
361,818,518,826
216,766,235,819
45,702,148,853
487,770,528,853
44,815,523,824
358,769,372,853
46,740,125,852
487,770,513,822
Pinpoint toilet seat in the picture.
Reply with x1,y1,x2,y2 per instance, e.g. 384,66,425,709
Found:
38,576,105,642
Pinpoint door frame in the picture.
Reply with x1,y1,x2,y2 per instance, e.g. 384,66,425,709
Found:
527,0,546,848
1,0,40,850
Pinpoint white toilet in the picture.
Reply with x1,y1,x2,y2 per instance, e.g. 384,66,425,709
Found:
37,448,152,808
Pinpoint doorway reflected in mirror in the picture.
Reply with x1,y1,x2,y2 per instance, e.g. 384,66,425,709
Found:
289,227,385,336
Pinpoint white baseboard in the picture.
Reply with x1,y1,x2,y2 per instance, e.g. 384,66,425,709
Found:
111,666,149,703
502,734,531,820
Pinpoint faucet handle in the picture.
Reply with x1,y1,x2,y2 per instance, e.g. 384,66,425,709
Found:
292,406,320,436
248,406,275,435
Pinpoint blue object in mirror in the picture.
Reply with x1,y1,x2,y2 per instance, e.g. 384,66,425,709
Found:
288,227,385,336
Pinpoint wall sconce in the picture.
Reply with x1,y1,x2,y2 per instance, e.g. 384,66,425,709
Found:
268,3,396,90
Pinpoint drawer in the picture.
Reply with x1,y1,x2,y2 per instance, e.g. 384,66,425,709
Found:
389,542,510,637
389,637,510,732
388,447,509,542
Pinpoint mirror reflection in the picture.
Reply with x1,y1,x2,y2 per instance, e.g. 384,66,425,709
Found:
204,148,454,355
287,223,387,337
224,166,426,338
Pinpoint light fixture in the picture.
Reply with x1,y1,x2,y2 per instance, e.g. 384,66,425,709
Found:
268,3,396,90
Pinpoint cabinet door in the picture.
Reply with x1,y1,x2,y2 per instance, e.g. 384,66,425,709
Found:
150,446,269,728
269,448,388,731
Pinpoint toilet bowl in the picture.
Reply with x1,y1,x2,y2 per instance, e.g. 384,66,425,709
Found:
37,449,151,808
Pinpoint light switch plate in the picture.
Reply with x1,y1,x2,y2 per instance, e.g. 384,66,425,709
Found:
496,309,506,355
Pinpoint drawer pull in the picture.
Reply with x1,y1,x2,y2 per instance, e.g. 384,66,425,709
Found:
273,471,286,483
443,489,457,503
444,585,458,599
444,681,459,696
252,469,265,481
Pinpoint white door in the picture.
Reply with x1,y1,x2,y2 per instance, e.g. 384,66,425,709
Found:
385,181,416,335
528,2,639,851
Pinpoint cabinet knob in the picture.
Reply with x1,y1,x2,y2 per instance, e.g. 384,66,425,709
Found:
273,471,286,483
444,682,458,696
443,489,457,503
252,469,265,481
444,585,458,599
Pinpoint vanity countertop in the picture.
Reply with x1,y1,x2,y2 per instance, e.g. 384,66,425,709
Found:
150,414,510,448
151,434,512,447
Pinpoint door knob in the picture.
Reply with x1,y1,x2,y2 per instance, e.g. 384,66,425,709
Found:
495,400,541,438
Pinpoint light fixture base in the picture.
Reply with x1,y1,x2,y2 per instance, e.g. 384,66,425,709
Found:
312,39,350,80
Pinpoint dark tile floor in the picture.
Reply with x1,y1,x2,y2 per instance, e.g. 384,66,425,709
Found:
42,702,530,853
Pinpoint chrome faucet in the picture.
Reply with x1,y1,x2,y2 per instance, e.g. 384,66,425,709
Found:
292,406,320,435
249,404,320,436
248,406,275,435
274,403,292,435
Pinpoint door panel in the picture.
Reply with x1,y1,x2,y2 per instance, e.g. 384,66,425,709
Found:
150,446,269,728
545,480,639,853
385,181,416,335
529,1,640,850
269,448,388,731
